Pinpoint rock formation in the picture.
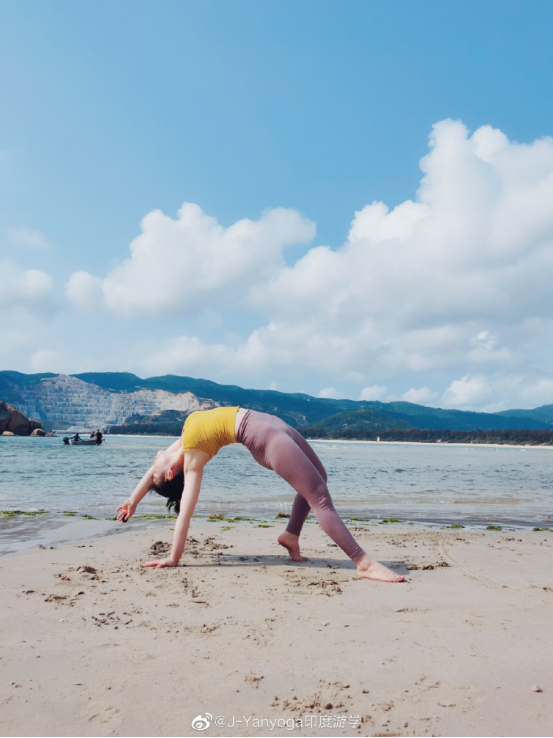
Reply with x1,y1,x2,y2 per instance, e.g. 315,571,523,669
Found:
0,401,43,436
9,375,218,428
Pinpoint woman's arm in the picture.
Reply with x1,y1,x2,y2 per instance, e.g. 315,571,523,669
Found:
165,438,184,455
143,449,208,568
116,437,183,522
116,465,155,522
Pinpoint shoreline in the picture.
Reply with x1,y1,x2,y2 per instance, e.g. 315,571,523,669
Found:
309,438,553,449
1,521,551,736
39,433,553,450
1,512,551,560
101,434,553,449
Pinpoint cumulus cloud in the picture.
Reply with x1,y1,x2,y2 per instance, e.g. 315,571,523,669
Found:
359,385,387,401
65,271,102,312
141,320,380,382
238,119,553,404
401,387,438,405
318,387,344,399
254,121,553,333
468,331,511,366
519,379,553,406
0,259,53,309
442,375,492,408
7,226,49,249
440,374,536,412
0,260,56,357
50,119,553,409
93,203,315,317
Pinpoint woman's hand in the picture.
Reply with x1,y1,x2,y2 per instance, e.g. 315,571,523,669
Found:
116,499,137,522
143,558,178,568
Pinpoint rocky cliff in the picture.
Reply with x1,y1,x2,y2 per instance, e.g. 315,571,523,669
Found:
0,401,43,436
11,375,218,428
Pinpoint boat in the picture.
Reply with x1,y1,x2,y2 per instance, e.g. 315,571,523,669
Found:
63,436,103,446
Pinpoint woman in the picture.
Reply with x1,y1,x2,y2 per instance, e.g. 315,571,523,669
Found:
116,407,404,583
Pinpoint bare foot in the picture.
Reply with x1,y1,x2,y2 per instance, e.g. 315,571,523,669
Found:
278,532,307,562
355,554,404,583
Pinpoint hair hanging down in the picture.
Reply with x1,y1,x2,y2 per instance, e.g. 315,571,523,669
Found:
150,470,185,514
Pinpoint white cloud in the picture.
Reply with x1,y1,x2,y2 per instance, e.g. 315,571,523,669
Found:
359,385,387,401
97,203,315,317
468,330,511,366
520,379,553,407
439,374,534,413
0,259,53,309
442,375,492,408
65,271,102,312
14,118,553,411
0,260,56,357
248,121,553,383
7,226,50,249
401,387,438,405
140,319,380,383
318,387,343,399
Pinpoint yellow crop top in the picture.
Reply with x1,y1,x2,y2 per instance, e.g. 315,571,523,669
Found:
181,406,240,458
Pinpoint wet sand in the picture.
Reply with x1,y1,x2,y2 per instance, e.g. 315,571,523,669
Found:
0,521,552,737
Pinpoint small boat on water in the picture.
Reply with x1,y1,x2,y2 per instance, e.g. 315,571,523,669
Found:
63,436,103,446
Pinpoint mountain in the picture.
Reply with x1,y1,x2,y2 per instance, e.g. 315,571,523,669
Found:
299,404,549,437
0,373,216,428
494,405,553,426
357,401,549,431
107,409,190,436
0,371,57,407
299,408,414,437
1,370,552,432
72,372,369,426
0,371,362,429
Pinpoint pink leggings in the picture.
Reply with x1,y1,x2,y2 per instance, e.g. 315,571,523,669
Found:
236,410,365,562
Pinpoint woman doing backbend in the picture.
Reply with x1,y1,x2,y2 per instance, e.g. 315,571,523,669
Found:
116,407,404,583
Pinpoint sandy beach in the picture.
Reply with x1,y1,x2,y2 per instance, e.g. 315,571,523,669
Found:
1,520,552,737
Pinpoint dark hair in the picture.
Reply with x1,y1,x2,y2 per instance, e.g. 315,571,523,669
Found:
150,470,184,514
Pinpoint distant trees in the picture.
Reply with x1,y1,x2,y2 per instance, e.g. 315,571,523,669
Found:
108,413,553,445
298,427,553,445
107,411,187,436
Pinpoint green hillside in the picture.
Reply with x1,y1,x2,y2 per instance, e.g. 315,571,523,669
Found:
0,371,56,407
360,401,548,431
73,372,146,392
299,404,549,436
108,409,188,436
494,405,553,426
2,370,552,432
300,408,413,437
73,371,368,426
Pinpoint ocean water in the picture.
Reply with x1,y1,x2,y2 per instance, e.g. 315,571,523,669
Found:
1,435,552,530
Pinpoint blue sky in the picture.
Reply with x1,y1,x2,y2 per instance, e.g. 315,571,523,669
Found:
2,0,553,410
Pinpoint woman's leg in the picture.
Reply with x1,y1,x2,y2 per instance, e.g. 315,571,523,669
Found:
287,428,328,482
286,427,327,538
286,493,311,537
240,412,403,581
285,430,326,539
272,436,404,580
264,431,365,561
